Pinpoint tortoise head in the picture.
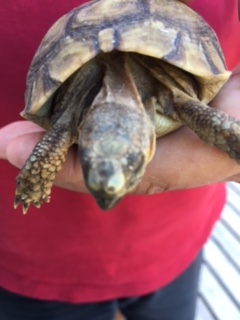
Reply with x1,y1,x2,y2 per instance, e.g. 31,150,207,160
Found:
78,102,155,211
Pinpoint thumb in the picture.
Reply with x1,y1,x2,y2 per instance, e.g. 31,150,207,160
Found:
6,131,44,168
0,121,44,160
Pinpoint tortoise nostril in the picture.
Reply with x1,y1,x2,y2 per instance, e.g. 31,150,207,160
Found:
98,161,114,178
106,186,115,192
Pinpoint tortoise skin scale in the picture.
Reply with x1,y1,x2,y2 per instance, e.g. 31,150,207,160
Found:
15,0,240,213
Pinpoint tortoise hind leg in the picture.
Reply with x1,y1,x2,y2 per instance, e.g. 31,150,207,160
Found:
175,97,240,161
14,124,74,214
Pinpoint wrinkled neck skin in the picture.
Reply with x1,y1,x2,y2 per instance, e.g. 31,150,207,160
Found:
78,53,155,210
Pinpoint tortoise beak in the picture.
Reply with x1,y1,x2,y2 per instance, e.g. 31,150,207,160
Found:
94,193,121,211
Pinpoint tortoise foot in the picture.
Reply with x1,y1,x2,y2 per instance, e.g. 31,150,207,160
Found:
14,126,72,214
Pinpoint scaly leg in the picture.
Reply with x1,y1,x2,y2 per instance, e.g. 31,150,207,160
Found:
174,96,240,161
14,124,74,214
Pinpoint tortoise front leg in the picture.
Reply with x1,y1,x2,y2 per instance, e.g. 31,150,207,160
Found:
174,97,240,162
14,124,74,214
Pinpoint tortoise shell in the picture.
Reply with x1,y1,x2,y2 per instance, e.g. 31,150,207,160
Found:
23,0,230,124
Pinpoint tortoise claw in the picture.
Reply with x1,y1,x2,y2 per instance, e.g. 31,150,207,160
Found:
14,194,21,209
14,193,31,214
33,201,42,208
22,202,30,215
14,125,71,213
43,196,50,203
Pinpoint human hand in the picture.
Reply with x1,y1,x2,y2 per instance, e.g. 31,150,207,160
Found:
1,67,240,196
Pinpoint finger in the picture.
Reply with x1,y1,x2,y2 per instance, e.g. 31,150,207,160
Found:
54,144,88,193
210,69,240,116
0,121,44,159
6,131,44,167
136,127,240,194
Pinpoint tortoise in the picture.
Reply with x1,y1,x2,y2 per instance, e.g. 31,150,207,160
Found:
15,0,240,214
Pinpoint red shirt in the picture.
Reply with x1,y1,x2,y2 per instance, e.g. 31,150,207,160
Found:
0,0,239,303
